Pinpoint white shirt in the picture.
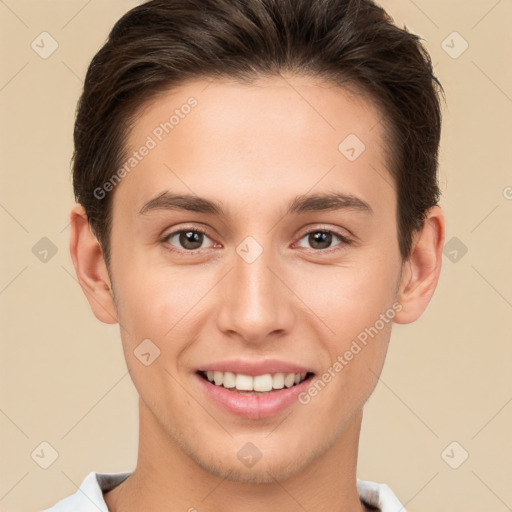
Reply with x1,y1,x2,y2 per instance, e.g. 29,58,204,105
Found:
42,471,407,511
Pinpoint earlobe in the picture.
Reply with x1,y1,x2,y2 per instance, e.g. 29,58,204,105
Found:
394,206,445,324
69,204,118,325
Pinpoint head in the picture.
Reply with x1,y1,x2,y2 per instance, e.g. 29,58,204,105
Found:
70,0,445,484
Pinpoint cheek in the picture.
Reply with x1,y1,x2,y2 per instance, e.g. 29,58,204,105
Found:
113,257,200,335
112,261,219,382
289,256,399,405
292,257,400,339
112,266,200,408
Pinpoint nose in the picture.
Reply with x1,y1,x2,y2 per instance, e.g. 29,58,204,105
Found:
215,241,296,345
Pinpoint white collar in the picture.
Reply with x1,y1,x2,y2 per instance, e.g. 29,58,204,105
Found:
43,471,407,511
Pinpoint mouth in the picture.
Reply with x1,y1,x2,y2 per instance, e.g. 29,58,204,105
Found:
194,359,317,419
196,370,315,395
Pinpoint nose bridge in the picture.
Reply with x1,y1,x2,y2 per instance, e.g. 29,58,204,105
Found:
216,236,293,343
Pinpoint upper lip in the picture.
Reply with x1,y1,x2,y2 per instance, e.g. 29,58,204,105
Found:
197,358,314,376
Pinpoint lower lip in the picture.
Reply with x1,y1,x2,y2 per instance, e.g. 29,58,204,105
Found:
196,373,313,420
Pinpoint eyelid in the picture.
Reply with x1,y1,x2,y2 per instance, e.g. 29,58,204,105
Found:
160,223,353,254
295,224,352,242
293,225,352,251
161,225,219,253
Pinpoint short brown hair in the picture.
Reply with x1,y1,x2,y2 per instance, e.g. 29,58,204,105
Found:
72,0,445,267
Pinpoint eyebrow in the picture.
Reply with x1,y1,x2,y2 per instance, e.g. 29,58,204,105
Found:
138,191,373,217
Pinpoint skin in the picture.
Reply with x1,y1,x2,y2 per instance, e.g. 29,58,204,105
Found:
69,75,444,512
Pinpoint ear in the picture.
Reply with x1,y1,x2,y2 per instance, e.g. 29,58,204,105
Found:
69,204,118,324
394,205,445,324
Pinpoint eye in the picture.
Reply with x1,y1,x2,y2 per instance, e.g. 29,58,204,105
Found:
163,228,216,252
295,229,351,251
161,226,351,254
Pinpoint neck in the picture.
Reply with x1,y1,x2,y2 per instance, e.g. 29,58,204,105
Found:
104,398,369,512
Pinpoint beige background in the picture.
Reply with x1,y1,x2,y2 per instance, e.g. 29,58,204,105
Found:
1,1,511,511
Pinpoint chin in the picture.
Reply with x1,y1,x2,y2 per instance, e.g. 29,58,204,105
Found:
187,445,308,484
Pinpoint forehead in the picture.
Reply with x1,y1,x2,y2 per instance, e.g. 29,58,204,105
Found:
115,75,393,218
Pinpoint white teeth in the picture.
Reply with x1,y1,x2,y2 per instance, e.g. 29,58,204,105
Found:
213,371,223,386
272,373,285,389
253,374,273,392
222,371,236,388
284,373,295,388
202,370,310,391
235,374,253,391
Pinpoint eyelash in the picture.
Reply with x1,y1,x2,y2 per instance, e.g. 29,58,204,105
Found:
161,225,352,255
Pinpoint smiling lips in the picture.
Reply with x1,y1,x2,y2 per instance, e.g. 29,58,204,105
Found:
199,370,311,393
195,358,315,417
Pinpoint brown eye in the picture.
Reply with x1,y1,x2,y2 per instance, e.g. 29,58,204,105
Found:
165,229,214,251
296,229,350,251
308,231,333,250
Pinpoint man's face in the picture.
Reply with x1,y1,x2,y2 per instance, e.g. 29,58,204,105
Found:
107,76,403,482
